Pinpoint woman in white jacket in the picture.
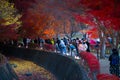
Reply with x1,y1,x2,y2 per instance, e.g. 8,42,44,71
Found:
78,41,88,52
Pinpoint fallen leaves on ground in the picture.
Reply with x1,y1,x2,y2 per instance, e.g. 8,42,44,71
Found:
9,57,56,80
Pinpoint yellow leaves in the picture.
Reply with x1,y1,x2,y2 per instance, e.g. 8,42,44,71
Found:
0,0,21,41
9,58,56,80
0,0,14,17
0,0,21,26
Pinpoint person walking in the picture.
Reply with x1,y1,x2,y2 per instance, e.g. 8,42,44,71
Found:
59,39,67,55
109,48,119,77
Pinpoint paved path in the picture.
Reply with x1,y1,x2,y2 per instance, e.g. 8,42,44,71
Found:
93,53,110,74
99,58,110,74
67,52,111,74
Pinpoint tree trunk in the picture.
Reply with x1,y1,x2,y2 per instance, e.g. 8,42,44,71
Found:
100,38,106,58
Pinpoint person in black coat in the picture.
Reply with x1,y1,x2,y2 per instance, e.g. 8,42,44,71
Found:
85,41,90,52
109,48,119,77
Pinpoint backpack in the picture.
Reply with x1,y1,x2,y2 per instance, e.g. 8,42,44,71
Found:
111,55,119,65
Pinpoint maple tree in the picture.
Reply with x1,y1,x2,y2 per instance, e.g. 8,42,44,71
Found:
13,0,36,13
10,0,120,46
12,0,82,39
43,29,55,39
78,0,120,41
0,0,21,41
75,0,120,58
86,28,99,39
19,10,51,39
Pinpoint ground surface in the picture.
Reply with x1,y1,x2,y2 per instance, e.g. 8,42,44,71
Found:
9,57,56,80
8,53,111,80
99,58,110,74
92,53,110,74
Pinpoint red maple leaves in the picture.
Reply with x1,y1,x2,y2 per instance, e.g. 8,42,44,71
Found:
78,0,120,31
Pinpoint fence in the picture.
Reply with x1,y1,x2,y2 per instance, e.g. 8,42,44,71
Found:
0,45,89,80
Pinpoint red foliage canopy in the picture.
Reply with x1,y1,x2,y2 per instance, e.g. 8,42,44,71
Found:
14,0,36,12
20,10,49,38
73,13,97,27
0,24,18,41
78,0,120,31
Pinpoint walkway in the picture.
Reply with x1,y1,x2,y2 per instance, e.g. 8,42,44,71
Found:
99,58,110,74
93,53,110,74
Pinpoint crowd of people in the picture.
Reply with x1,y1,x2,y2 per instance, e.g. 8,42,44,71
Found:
1,37,119,77
19,37,119,77
36,37,89,59
1,37,91,59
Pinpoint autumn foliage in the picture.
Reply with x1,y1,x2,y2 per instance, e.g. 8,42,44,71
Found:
0,24,18,41
19,10,49,38
1,0,120,42
14,0,58,39
78,0,120,31
14,0,36,12
0,0,20,41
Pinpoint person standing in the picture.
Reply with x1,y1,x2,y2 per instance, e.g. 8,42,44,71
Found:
84,39,90,52
59,39,67,55
78,40,88,52
109,48,119,77
118,42,120,58
55,38,61,52
23,38,27,47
